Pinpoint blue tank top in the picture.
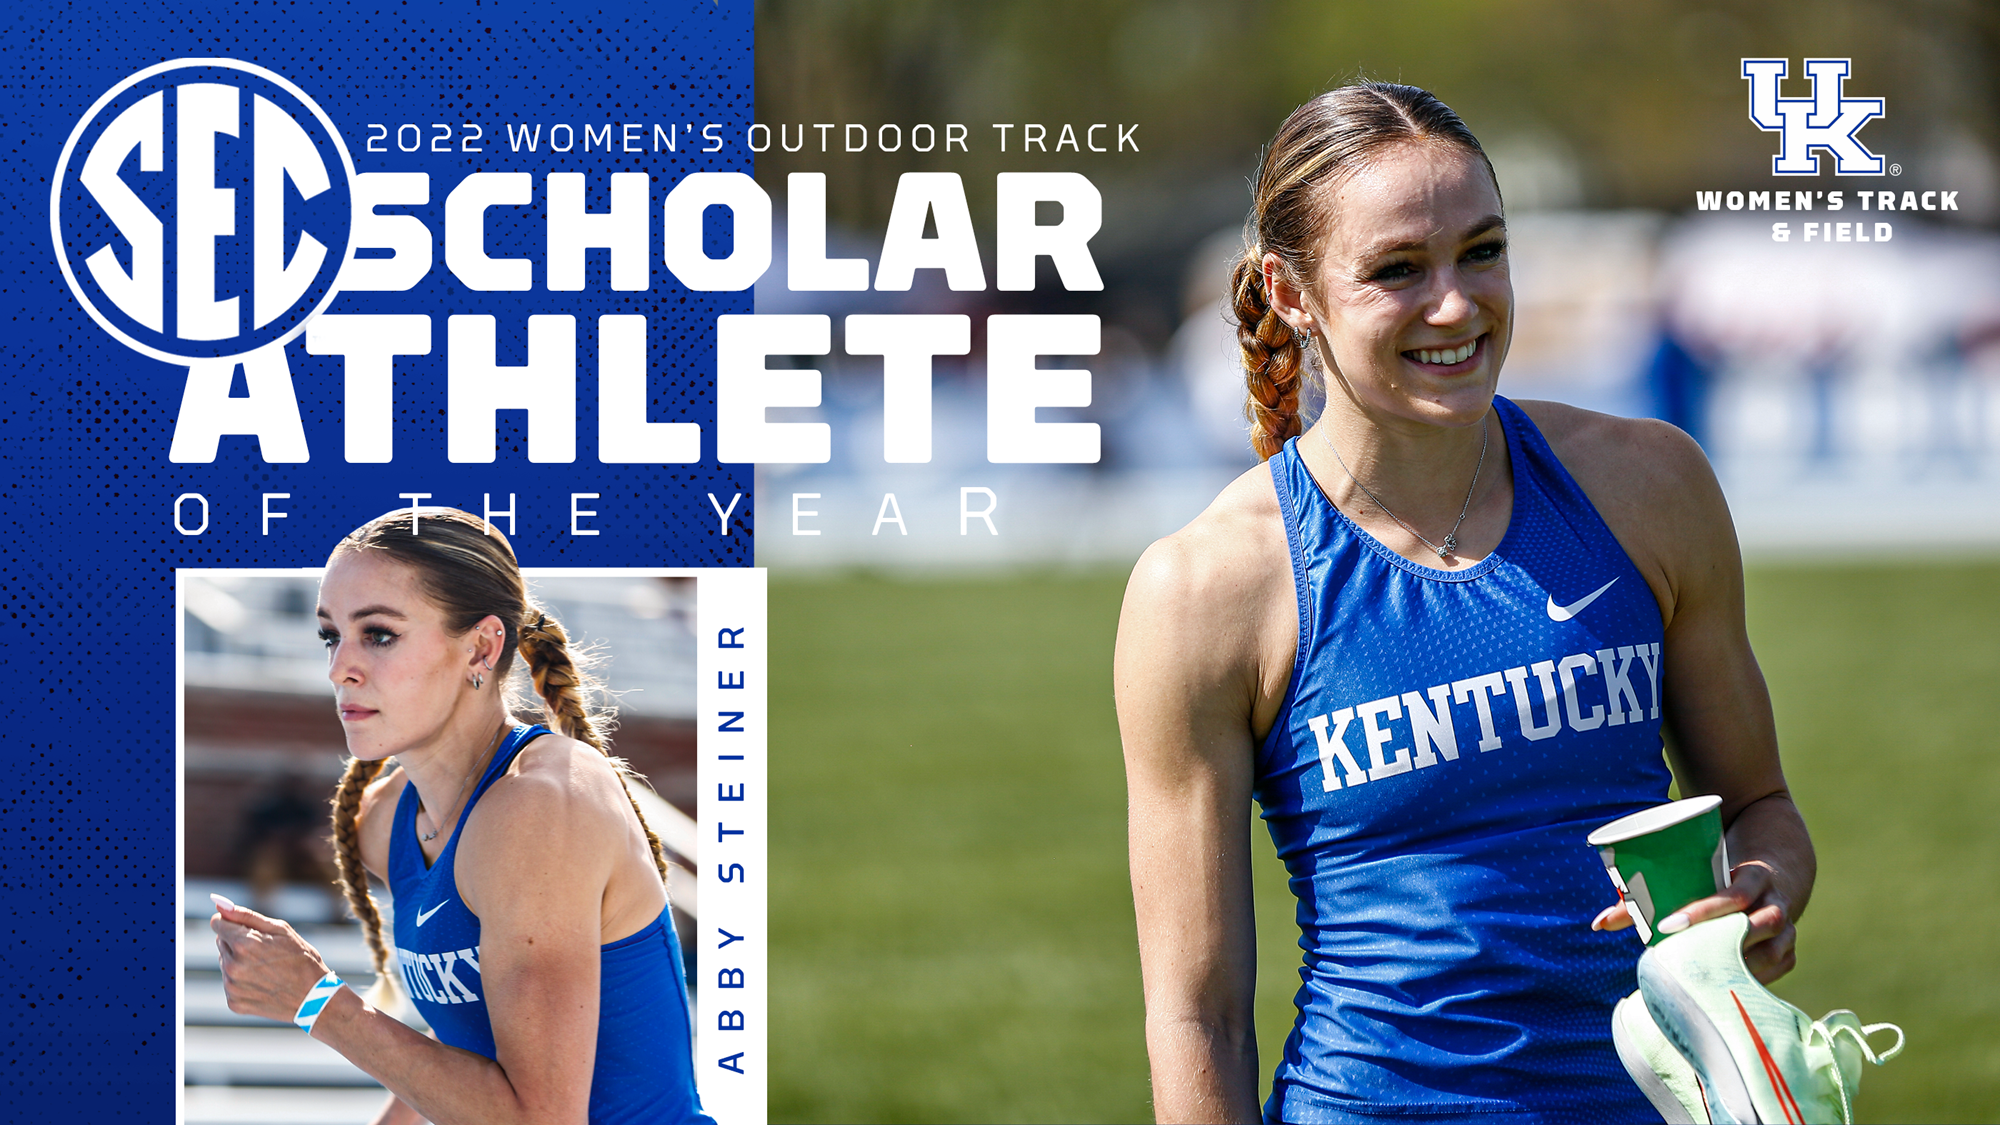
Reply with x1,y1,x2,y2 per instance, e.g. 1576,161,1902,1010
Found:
1257,397,1671,1124
388,723,715,1125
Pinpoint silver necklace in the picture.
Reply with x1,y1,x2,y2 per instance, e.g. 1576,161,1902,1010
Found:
419,722,509,843
1320,416,1489,560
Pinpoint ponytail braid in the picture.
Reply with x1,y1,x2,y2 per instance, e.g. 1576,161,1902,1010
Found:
516,610,675,888
1232,249,1308,460
329,755,393,986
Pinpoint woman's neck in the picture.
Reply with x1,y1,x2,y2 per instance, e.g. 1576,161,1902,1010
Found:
1304,395,1496,522
398,704,516,835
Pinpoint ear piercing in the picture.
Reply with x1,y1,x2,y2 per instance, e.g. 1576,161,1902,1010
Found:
468,628,509,689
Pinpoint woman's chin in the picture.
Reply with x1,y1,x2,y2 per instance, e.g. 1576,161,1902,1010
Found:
340,736,397,763
1353,383,1496,432
1416,369,1503,422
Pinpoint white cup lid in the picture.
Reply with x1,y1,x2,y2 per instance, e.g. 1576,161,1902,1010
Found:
1586,794,1723,846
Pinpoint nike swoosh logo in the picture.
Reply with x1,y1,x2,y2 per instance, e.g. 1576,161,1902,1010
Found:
1546,577,1618,622
414,901,449,927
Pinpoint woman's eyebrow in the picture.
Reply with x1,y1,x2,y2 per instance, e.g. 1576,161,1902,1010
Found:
1356,214,1506,259
316,604,410,622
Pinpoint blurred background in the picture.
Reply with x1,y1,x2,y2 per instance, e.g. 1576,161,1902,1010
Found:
754,2,2000,1122
180,572,698,1124
754,0,2000,567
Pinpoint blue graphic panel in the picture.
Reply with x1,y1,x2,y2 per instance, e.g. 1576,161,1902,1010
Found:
0,1,752,1113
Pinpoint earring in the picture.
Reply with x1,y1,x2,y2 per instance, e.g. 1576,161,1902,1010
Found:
472,671,484,691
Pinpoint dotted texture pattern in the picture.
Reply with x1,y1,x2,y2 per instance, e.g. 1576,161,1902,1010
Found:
0,0,751,1113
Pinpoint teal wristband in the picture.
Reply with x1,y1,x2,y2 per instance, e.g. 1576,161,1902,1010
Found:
293,971,344,1032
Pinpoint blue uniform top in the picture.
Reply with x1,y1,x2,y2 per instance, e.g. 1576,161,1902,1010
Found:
1257,397,1670,1124
388,723,715,1125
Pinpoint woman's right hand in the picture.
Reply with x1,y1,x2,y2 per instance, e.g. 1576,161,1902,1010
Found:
211,900,337,1025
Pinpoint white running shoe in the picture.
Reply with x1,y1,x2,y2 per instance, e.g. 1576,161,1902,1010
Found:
1635,913,1904,1124
1613,989,1711,1123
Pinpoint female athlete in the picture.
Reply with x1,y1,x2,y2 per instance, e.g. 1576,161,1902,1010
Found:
1116,84,1814,1123
211,507,713,1125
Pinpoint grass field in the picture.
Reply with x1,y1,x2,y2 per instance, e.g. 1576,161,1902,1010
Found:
768,562,2000,1123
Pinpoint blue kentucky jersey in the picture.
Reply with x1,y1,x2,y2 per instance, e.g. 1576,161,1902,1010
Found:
1257,397,1671,1123
389,723,714,1125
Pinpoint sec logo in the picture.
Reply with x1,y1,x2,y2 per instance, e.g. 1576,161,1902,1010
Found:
51,59,356,364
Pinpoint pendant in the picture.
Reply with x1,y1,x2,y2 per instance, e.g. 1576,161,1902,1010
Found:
1438,535,1455,558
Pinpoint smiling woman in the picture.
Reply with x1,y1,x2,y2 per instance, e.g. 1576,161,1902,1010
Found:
1116,83,1814,1124
209,507,714,1125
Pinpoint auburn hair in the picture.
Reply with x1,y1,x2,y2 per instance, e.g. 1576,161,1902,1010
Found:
324,507,673,990
1233,82,1498,459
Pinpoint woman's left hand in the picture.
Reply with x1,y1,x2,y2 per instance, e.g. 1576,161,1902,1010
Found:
1591,858,1799,984
212,901,336,1024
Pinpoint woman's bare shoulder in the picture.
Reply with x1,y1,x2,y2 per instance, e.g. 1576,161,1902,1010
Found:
1514,399,1738,617
1515,399,1711,489
456,732,634,904
475,732,631,839
1119,460,1298,723
1127,460,1292,612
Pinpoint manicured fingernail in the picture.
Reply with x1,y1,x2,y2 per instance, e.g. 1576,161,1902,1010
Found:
210,893,238,913
1658,912,1689,934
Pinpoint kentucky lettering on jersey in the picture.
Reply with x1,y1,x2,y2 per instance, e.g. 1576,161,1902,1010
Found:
396,944,483,1005
1301,642,1662,791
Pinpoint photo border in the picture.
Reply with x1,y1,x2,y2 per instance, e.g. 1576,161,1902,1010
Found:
175,566,767,1125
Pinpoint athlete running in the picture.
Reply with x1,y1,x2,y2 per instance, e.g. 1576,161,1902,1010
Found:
1116,84,1815,1124
211,508,714,1125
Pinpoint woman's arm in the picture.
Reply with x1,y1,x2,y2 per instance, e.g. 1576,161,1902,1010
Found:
1548,408,1814,982
1636,425,1810,980
1117,490,1294,1125
213,901,593,1124
215,745,627,1123
368,1089,429,1125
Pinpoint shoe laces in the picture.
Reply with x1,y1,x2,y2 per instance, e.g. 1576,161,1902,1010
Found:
1805,1014,1905,1124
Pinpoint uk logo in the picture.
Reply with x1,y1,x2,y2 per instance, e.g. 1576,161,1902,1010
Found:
1741,58,1884,176
51,59,356,365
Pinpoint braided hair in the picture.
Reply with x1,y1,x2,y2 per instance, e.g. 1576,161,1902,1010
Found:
325,507,674,991
1234,82,1498,459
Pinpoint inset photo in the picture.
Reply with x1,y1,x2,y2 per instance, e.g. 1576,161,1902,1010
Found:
177,510,764,1125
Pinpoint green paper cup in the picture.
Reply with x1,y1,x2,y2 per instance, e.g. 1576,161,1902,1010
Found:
1586,795,1729,945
